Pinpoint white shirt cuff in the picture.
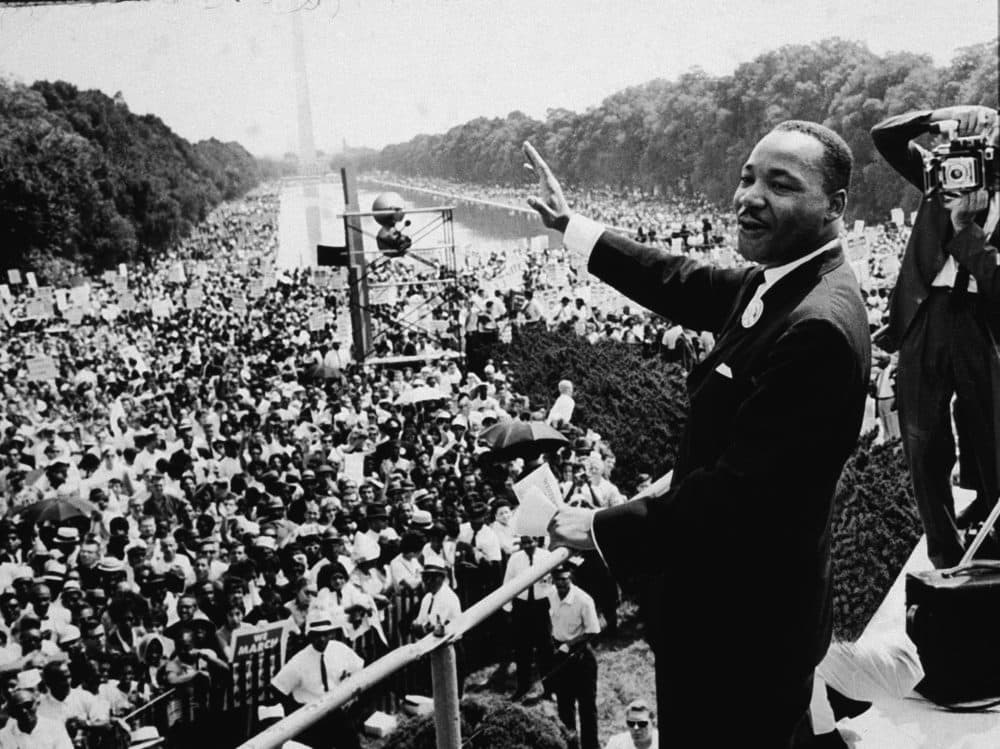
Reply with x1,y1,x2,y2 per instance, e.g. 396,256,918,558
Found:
563,214,606,257
588,509,608,565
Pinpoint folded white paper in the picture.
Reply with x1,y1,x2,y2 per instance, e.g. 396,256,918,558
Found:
512,464,563,537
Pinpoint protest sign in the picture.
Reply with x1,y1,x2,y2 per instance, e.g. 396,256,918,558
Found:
64,307,84,326
119,293,137,312
25,272,37,288
118,263,128,277
151,299,171,319
169,263,187,284
24,300,49,320
230,622,287,708
0,285,10,301
7,269,21,285
185,289,203,309
102,270,117,284
248,280,266,299
26,356,58,382
308,312,328,332
891,208,905,227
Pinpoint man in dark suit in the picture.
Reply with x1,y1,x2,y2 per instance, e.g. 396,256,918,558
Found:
526,120,871,747
871,106,1000,569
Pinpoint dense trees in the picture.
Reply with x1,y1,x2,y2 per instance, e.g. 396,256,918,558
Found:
0,79,260,275
373,37,998,221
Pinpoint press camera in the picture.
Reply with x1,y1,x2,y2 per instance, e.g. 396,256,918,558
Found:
923,121,998,196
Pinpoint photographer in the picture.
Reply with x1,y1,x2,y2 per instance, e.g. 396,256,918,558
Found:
871,105,1000,568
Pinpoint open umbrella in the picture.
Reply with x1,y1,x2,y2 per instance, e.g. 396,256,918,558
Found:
9,496,97,525
478,420,570,460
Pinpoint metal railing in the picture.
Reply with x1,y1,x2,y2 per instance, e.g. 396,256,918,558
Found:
237,546,571,749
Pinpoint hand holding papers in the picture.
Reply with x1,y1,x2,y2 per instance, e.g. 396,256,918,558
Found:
512,463,563,537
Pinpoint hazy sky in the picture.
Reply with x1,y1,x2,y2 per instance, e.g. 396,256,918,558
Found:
0,0,994,157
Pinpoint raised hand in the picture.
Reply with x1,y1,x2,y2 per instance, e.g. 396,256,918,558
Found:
931,106,996,138
523,142,571,232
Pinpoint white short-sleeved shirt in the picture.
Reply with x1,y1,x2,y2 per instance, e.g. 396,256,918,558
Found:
457,523,502,563
271,641,364,705
0,716,73,749
548,584,601,643
413,584,462,630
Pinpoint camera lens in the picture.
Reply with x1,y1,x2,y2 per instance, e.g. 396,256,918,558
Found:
949,166,966,180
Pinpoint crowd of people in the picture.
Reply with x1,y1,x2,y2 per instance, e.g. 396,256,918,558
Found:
0,170,915,748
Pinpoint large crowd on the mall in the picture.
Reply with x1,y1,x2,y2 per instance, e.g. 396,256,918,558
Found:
0,175,908,746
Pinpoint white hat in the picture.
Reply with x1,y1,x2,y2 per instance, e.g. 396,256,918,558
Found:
305,614,339,634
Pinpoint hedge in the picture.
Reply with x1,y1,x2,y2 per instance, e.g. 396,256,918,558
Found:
475,327,921,640
378,693,571,749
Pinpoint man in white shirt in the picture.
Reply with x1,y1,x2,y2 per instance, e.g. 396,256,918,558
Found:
605,699,659,749
546,565,601,749
0,689,73,749
412,561,461,636
270,614,364,749
37,661,103,726
502,536,554,700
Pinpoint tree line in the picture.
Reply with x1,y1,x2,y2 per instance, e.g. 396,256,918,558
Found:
371,38,998,221
0,78,262,278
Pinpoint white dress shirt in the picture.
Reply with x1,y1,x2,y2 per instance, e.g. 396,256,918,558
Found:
502,547,555,611
457,523,502,563
413,584,462,630
271,641,364,705
548,583,601,644
0,716,73,749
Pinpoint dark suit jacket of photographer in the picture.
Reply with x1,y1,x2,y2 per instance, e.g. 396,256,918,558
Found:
587,232,870,720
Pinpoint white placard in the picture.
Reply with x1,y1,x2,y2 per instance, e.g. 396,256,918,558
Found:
25,272,37,288
853,219,865,235
0,284,10,301
151,299,171,319
64,307,84,325
26,356,58,382
890,208,905,228
308,312,328,332
512,464,564,536
185,289,203,309
7,269,21,285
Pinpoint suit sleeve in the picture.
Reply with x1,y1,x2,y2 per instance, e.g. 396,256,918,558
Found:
871,110,934,190
592,317,861,576
948,222,1000,301
587,230,750,334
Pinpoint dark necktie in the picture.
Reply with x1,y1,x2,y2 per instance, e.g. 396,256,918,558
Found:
527,550,535,601
954,265,971,297
320,651,329,692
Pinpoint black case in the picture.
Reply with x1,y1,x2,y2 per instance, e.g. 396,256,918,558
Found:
905,560,1000,701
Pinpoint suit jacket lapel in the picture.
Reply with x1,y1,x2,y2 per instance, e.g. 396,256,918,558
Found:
688,246,847,392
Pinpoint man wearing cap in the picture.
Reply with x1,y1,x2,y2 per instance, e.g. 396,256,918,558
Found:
0,688,73,749
605,699,658,749
271,613,364,749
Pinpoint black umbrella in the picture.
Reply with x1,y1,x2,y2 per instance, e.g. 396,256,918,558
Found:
10,495,97,525
478,420,570,460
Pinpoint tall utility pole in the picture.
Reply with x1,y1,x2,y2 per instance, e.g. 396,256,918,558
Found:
291,9,321,266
